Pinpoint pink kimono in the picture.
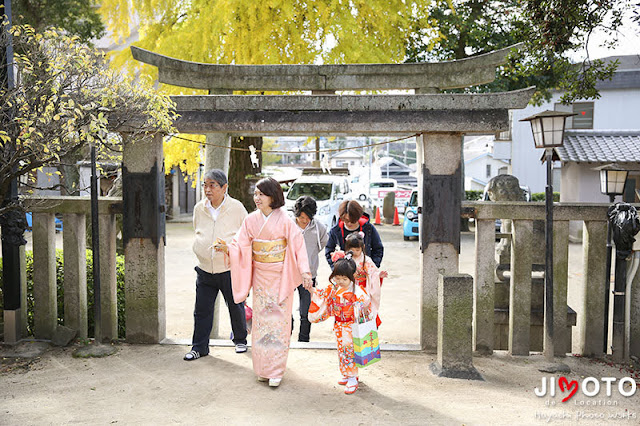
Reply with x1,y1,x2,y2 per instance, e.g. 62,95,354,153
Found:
229,207,310,380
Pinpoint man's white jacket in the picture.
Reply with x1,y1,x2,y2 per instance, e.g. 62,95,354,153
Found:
192,196,248,274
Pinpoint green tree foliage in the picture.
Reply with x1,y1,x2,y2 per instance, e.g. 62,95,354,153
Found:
0,24,177,215
406,0,633,104
261,138,282,166
10,0,105,42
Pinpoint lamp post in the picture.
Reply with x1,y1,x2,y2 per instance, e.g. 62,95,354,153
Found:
2,0,26,344
520,110,574,366
597,165,628,354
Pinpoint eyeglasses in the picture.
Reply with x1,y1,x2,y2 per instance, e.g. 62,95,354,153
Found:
204,182,221,189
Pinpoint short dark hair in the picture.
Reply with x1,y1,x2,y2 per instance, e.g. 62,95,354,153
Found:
338,200,363,223
345,233,365,251
329,251,357,283
293,196,317,219
256,177,285,209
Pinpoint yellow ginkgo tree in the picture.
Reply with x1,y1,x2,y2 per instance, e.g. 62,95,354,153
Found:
98,0,435,188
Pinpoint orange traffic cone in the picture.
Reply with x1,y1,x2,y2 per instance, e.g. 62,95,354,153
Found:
374,206,382,225
392,207,400,226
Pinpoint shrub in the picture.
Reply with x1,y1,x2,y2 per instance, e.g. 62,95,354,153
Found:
0,249,125,339
531,192,560,202
465,190,483,201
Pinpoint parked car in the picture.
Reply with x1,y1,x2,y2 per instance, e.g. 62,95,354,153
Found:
403,189,419,241
285,174,352,228
25,212,63,232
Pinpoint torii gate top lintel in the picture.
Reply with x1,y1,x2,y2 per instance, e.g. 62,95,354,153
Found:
131,44,522,92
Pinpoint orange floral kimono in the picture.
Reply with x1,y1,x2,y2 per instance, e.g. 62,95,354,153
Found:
309,283,370,378
229,208,310,380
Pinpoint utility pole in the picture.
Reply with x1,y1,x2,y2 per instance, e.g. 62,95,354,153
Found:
2,0,27,344
386,139,390,178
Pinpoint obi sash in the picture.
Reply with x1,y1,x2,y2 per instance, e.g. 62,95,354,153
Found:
252,238,287,263
332,287,357,322
333,302,355,322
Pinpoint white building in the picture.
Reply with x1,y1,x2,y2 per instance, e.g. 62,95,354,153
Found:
506,55,640,199
553,131,640,203
464,152,510,191
330,149,364,168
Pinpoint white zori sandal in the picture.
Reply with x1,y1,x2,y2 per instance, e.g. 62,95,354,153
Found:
268,378,282,387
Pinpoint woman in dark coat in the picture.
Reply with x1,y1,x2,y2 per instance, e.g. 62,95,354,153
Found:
325,200,384,268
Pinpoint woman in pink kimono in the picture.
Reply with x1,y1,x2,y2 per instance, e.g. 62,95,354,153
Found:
215,177,312,388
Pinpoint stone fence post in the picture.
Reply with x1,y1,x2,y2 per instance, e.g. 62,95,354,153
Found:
430,273,482,380
509,219,532,356
474,219,495,354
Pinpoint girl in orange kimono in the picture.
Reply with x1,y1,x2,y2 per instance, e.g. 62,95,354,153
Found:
309,252,370,395
215,178,312,388
345,233,387,327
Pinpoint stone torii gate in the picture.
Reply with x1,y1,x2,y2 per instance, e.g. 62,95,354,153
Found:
127,45,533,351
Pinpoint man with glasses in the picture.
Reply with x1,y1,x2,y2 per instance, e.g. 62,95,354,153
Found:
184,169,249,361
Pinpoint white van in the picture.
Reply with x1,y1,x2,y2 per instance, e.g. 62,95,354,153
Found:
285,174,352,228
368,178,398,204
351,177,397,202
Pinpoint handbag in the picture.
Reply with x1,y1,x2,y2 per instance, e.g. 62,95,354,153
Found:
351,304,381,368
245,303,253,334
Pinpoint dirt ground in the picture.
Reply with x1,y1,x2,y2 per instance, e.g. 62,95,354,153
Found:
2,341,640,425
3,221,640,424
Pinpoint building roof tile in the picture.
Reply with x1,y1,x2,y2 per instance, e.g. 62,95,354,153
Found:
554,130,640,163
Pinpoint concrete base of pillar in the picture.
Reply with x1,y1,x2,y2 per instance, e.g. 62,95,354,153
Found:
73,342,118,358
538,362,571,374
429,362,483,380
3,309,22,344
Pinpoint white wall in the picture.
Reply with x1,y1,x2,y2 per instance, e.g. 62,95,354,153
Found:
493,141,512,161
560,163,611,203
464,154,510,191
510,96,563,193
510,86,640,194
593,89,640,129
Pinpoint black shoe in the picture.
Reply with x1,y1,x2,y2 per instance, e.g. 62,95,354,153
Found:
184,350,203,361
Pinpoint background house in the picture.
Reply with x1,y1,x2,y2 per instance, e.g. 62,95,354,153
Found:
376,156,417,187
330,149,364,168
505,55,640,198
553,130,640,204
463,134,511,191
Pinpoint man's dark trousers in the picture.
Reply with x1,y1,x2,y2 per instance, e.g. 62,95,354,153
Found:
294,278,316,342
192,267,247,355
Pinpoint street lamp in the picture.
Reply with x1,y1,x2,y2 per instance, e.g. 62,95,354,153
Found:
600,165,628,199
520,110,574,367
597,164,629,354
